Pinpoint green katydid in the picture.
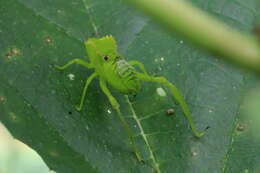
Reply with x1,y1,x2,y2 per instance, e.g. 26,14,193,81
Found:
55,35,209,162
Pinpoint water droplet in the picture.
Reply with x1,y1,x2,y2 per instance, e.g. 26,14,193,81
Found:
191,150,198,156
107,109,112,114
191,147,199,156
160,57,165,61
85,125,89,131
45,36,52,44
156,87,167,97
180,40,184,44
67,73,75,80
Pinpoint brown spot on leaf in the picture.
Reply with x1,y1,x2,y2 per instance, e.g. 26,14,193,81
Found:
11,48,21,56
5,47,22,60
236,123,246,132
165,108,175,116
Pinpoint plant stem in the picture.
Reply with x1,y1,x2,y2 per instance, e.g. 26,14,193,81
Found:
125,0,260,74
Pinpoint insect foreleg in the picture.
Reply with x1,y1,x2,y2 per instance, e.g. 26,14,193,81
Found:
76,72,98,111
55,58,93,70
99,78,143,162
128,60,148,75
136,72,209,137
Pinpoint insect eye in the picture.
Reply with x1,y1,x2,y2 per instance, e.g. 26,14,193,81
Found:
104,56,109,61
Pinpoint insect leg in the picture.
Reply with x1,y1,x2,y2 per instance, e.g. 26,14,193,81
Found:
128,60,148,75
99,78,143,162
136,72,209,137
75,72,98,111
55,58,93,70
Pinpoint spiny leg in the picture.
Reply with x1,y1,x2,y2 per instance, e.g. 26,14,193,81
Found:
99,78,143,162
128,60,148,75
136,72,209,137
55,58,93,70
76,72,98,111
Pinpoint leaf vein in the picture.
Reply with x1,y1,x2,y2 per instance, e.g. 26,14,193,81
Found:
125,95,162,173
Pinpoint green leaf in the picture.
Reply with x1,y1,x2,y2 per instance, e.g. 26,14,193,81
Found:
0,0,259,173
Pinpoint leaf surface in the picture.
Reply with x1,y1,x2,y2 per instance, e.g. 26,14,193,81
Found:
0,0,259,172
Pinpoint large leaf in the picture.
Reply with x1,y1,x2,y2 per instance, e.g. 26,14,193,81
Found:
0,0,259,172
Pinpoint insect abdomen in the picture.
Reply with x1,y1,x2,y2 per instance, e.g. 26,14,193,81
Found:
115,60,141,93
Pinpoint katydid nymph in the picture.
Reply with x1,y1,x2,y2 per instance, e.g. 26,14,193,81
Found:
55,35,209,162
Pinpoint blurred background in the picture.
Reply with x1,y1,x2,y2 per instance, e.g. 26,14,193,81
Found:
0,122,53,173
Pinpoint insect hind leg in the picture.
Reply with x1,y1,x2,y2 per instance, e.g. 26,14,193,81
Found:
136,72,209,137
128,60,148,75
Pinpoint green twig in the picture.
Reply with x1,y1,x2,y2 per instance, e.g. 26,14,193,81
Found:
125,0,260,74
